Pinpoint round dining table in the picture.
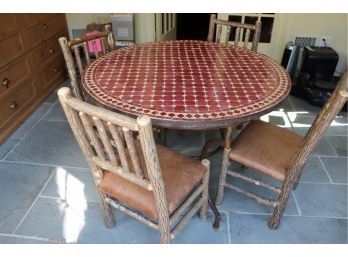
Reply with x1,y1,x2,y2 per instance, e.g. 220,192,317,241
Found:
82,40,291,130
82,40,292,228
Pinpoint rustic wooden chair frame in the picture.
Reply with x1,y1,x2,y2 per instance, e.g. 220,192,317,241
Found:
207,14,261,51
216,71,348,229
59,24,115,100
58,87,210,243
200,14,262,159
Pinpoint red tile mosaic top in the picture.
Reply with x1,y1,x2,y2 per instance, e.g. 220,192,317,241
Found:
83,40,291,128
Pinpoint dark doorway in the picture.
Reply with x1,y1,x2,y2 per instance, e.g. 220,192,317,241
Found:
176,13,213,40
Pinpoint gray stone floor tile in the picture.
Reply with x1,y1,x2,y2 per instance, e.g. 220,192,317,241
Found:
294,183,347,218
260,110,292,128
321,157,348,183
41,167,98,203
217,167,298,215
16,198,224,243
0,234,52,244
300,156,330,183
0,162,53,233
287,96,321,116
166,130,205,151
276,98,294,112
173,212,228,243
326,117,348,136
6,120,88,168
229,214,347,243
15,198,68,242
310,136,337,156
327,136,347,157
0,138,20,160
289,114,348,136
218,186,298,216
42,102,67,121
44,91,59,104
10,103,53,140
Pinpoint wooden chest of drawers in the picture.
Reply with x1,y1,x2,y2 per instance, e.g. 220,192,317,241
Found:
0,14,68,144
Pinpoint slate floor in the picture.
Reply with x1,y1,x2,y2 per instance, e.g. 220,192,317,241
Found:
0,82,347,244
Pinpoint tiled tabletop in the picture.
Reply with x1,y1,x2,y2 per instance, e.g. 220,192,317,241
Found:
83,40,291,129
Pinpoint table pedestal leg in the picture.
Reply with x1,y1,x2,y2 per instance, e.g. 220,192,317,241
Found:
200,126,234,229
208,196,221,229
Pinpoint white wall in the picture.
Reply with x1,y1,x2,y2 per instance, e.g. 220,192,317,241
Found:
65,13,111,29
134,14,156,43
65,13,347,74
65,13,154,43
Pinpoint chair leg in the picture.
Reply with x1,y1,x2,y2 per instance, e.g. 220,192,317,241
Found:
158,220,171,244
215,147,231,205
268,179,294,229
98,191,115,228
200,160,210,221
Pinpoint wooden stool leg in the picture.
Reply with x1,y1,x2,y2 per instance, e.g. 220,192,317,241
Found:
215,126,233,205
216,148,230,205
200,160,210,221
268,178,294,229
98,191,115,228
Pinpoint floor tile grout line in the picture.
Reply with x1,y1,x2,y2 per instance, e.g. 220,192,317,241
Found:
286,97,297,112
299,181,347,186
40,119,68,123
291,191,302,216
227,210,347,219
2,102,56,161
226,211,232,243
1,138,22,161
38,194,99,204
0,232,59,243
325,136,339,158
11,171,55,234
40,101,58,121
318,156,334,184
0,159,89,171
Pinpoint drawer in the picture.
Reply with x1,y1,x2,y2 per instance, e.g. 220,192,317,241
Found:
0,80,37,131
30,37,61,71
35,55,65,92
0,33,25,68
22,15,65,50
16,14,51,28
0,56,32,98
0,14,18,38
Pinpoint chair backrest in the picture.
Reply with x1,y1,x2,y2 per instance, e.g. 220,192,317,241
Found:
207,14,261,51
59,24,115,100
288,71,348,177
57,87,169,217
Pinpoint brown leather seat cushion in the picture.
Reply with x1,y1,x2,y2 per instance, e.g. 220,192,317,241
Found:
229,120,304,181
99,142,207,222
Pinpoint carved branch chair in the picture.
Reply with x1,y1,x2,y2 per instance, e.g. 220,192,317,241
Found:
207,14,261,51
59,24,115,100
216,71,348,229
200,14,262,158
58,87,210,243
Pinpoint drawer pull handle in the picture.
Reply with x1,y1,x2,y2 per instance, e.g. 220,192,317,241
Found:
54,67,59,72
43,24,48,30
10,101,18,110
49,48,55,54
2,78,10,88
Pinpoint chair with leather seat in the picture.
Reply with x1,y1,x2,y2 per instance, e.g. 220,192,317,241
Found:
58,24,115,100
216,71,347,229
58,87,210,243
200,14,262,158
207,14,261,51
